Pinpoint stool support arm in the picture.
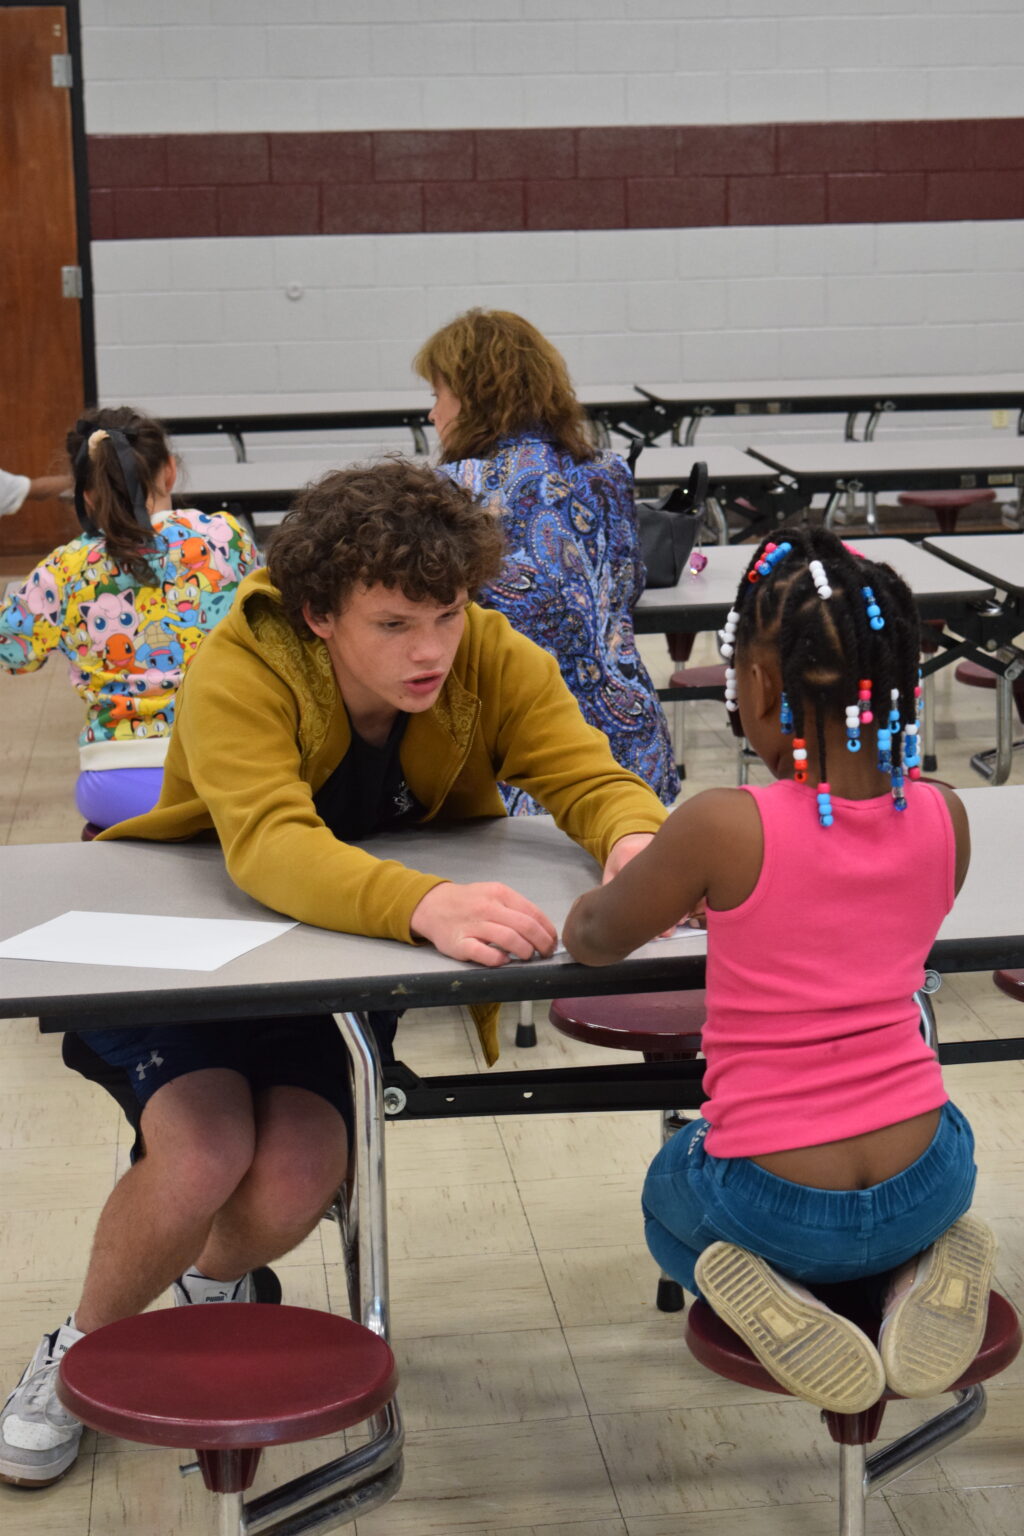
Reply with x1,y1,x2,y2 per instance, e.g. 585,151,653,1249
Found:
865,1384,986,1495
244,1402,403,1535
243,1458,404,1536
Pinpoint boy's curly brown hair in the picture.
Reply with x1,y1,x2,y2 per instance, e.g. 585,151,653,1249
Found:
267,457,506,634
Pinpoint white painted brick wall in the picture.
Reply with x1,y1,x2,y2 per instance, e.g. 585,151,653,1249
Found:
94,222,1024,419
81,1,1024,133
81,4,1024,408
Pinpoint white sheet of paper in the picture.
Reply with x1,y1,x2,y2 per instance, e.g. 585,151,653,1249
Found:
545,924,704,959
0,911,297,972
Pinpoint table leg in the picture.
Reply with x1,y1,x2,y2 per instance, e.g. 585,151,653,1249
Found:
993,674,1014,786
332,1011,391,1343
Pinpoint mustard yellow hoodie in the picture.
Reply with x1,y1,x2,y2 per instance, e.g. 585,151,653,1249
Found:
102,569,668,1058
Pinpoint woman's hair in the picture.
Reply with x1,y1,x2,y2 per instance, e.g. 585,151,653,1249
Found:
413,308,595,464
728,526,921,802
66,406,172,582
267,456,506,635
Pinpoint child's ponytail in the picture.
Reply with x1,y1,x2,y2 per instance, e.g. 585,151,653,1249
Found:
66,407,172,582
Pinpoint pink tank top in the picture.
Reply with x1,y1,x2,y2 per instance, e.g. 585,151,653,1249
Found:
701,778,954,1157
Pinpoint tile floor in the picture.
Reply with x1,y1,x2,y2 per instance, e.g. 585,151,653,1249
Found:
0,560,1022,1536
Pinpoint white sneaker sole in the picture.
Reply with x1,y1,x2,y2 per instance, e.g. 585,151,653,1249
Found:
880,1214,997,1398
695,1242,885,1414
0,1434,82,1488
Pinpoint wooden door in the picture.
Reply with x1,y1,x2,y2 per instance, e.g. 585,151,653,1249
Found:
0,4,84,558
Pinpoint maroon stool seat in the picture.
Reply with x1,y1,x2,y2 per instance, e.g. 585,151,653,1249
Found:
666,662,727,694
897,489,997,536
994,969,1024,1004
59,1304,398,1517
686,1288,1020,1536
549,991,704,1061
81,822,103,841
550,992,705,1312
660,663,749,782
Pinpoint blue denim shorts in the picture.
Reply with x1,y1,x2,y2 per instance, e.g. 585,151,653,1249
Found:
642,1100,977,1297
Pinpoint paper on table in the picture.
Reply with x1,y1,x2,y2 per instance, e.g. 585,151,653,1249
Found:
539,923,704,960
0,910,297,972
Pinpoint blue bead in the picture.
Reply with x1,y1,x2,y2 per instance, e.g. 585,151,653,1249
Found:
870,616,884,630
847,738,860,752
820,814,834,827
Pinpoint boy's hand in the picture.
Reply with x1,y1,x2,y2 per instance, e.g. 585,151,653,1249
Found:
601,832,655,884
410,881,558,967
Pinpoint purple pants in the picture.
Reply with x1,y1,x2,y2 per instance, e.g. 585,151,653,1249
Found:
75,768,163,829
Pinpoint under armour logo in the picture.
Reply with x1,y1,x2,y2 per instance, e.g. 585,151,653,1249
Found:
135,1050,165,1080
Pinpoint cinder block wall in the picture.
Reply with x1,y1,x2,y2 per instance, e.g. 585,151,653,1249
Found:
82,0,1024,442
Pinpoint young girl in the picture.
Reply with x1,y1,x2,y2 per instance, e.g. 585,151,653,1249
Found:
562,527,997,1415
0,406,257,829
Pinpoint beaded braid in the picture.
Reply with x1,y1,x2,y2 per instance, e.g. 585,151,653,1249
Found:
720,526,923,824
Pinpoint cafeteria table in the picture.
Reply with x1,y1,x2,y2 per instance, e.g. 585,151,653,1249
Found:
2,804,1022,1526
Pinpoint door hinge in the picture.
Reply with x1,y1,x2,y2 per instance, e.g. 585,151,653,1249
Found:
51,53,73,88
62,266,83,300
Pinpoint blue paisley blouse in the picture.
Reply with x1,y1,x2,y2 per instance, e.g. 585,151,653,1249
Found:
441,433,680,814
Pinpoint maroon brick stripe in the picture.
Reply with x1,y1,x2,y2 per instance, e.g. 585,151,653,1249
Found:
87,120,1024,240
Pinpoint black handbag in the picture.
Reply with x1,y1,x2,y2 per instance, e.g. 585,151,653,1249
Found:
634,459,708,589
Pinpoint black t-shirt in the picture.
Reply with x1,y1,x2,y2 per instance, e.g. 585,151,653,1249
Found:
313,711,424,842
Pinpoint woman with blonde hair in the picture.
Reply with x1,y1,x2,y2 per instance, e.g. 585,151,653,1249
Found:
414,308,678,812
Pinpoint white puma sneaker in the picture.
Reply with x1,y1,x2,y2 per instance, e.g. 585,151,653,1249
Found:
0,1323,85,1487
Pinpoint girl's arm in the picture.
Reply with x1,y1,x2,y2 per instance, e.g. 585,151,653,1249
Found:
0,557,65,674
563,787,757,965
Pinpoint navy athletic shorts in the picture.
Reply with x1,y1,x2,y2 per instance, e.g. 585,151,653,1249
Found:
65,1014,355,1138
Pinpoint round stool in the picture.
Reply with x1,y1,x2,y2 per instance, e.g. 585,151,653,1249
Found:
897,489,997,536
81,822,103,841
686,1287,1021,1536
550,992,705,1311
58,1304,398,1529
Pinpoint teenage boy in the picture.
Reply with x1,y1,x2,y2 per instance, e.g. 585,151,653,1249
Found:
1,458,668,1488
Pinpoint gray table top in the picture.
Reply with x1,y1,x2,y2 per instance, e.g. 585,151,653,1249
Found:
129,384,637,435
183,454,408,496
1,794,1021,1028
633,537,994,633
747,436,1024,491
637,374,1024,410
922,532,1024,598
634,445,780,486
